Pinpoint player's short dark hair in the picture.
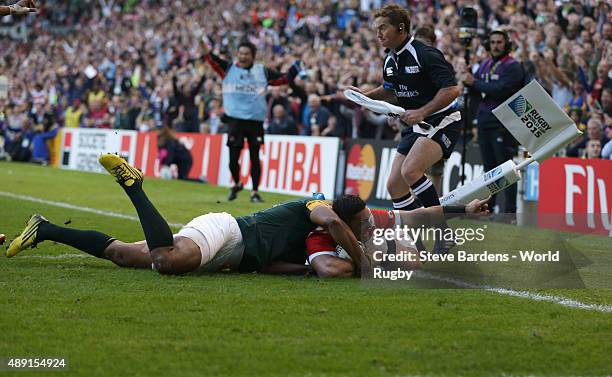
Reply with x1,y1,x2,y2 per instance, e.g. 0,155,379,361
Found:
332,195,366,224
414,25,436,45
238,40,257,58
373,4,411,32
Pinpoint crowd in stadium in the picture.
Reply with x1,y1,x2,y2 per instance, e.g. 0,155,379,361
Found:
0,0,611,165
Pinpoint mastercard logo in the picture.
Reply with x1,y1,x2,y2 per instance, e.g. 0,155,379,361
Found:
345,144,376,200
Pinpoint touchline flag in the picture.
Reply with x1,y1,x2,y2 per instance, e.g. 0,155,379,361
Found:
492,80,582,162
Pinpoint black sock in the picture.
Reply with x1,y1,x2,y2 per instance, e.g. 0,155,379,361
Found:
411,177,451,250
229,147,241,186
36,222,115,258
249,142,261,192
392,192,422,211
123,183,174,250
411,176,440,207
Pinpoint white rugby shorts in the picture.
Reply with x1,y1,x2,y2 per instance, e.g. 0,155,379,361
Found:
176,212,244,272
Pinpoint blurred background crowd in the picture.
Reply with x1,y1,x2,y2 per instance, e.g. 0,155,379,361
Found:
1,0,611,165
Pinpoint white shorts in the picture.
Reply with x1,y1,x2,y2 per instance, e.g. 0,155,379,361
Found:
176,212,244,272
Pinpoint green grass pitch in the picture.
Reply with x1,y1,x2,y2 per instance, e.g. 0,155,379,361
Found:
1,161,611,377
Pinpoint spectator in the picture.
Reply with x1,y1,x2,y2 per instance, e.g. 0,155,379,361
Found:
267,104,297,135
64,99,85,128
302,94,330,136
567,118,609,157
590,61,609,104
113,96,131,130
266,86,290,121
602,126,612,159
0,0,609,173
203,97,224,134
172,67,206,133
583,139,601,159
600,87,612,125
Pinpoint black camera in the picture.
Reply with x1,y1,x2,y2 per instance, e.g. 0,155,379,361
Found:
459,7,478,42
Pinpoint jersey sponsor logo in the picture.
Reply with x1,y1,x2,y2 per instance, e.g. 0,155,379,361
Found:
404,66,420,74
386,67,394,76
345,143,377,200
395,90,419,98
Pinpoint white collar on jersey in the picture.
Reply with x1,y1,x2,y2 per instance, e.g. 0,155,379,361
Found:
394,36,414,55
390,36,422,67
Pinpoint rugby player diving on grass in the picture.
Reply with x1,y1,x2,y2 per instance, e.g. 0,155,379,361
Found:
5,154,490,277
5,154,367,276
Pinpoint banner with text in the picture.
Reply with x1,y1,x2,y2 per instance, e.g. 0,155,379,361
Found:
539,157,612,236
59,128,138,173
342,139,483,207
217,135,340,198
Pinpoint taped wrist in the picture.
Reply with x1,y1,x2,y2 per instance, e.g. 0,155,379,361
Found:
442,205,465,218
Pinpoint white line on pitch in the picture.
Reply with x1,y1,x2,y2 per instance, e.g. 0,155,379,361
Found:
12,254,91,260
0,191,185,228
2,191,611,314
416,271,612,313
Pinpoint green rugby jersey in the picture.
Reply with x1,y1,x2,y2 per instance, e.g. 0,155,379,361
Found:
236,198,330,272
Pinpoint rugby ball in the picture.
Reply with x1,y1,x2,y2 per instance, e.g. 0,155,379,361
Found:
335,241,366,262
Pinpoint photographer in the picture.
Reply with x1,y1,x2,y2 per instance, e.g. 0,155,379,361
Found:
157,126,193,181
462,29,525,214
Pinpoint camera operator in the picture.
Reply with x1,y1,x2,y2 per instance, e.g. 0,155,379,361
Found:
462,29,524,214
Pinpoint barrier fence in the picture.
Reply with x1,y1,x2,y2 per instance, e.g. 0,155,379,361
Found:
53,128,611,236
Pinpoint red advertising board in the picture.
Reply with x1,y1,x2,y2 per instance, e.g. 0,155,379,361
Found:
539,157,612,236
134,132,224,184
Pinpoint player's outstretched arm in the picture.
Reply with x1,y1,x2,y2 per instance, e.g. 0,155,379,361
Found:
398,197,491,228
310,254,354,278
309,205,368,271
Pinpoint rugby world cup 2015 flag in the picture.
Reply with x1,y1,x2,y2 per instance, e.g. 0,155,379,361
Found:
492,80,582,162
440,80,581,206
